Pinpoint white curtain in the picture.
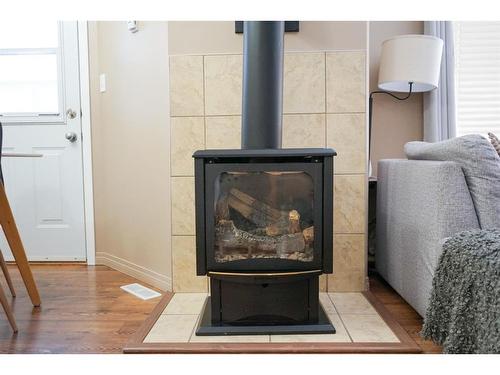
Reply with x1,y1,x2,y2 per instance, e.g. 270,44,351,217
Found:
423,21,456,142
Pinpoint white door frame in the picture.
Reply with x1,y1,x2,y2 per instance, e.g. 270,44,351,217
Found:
77,21,95,265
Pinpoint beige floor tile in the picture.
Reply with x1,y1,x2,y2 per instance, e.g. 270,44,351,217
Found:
341,314,400,343
270,314,351,343
145,295,402,345
319,292,337,315
328,292,377,314
144,314,198,343
190,333,269,343
163,293,208,315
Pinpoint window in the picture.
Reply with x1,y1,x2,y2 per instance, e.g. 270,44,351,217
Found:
0,21,61,117
453,22,500,137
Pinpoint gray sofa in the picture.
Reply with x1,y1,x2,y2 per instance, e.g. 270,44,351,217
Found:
375,159,481,317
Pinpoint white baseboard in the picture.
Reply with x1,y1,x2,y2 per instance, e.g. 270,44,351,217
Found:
96,251,172,292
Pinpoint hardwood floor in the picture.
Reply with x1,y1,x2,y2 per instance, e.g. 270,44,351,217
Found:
0,264,168,353
0,264,441,354
369,272,442,353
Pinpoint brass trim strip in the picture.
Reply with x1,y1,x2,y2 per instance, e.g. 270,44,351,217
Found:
208,270,322,277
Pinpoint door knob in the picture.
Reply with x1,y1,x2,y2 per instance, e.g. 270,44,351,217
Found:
66,108,77,119
65,132,78,143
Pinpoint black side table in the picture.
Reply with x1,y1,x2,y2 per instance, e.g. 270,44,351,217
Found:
368,177,377,270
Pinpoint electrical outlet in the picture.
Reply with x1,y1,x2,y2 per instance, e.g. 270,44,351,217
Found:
127,21,138,33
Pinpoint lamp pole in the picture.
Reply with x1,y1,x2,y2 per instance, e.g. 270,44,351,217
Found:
368,81,414,158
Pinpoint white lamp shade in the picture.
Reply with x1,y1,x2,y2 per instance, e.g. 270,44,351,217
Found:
378,34,444,93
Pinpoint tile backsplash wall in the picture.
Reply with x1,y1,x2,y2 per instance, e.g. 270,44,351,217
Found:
170,51,367,292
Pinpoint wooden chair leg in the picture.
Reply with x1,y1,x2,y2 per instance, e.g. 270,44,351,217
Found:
0,183,40,306
0,282,18,332
0,249,15,297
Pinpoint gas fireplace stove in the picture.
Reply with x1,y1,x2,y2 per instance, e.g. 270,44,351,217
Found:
193,21,336,335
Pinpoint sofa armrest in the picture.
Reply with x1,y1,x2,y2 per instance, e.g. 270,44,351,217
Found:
375,159,480,316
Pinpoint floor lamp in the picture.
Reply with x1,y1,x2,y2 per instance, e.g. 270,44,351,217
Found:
369,34,444,176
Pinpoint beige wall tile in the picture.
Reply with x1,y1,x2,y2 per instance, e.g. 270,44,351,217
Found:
283,53,325,114
333,234,366,273
169,50,368,293
328,235,366,291
282,114,326,148
334,174,366,233
171,177,195,235
170,55,204,116
172,236,208,292
326,51,366,113
328,272,366,292
171,117,204,176
319,274,328,292
204,55,242,115
206,116,241,149
327,114,366,174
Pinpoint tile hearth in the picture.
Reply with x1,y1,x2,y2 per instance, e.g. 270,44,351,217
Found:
143,292,400,344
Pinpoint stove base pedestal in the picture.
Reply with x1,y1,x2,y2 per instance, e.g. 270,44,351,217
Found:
195,296,335,336
195,272,335,336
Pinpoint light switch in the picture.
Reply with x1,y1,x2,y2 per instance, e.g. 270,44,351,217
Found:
99,73,106,93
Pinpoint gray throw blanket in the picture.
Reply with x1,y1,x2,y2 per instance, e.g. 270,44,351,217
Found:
421,229,500,353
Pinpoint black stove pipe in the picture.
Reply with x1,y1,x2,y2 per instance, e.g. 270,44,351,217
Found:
241,21,285,149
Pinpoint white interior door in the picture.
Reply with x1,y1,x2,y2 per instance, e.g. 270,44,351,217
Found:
0,21,86,261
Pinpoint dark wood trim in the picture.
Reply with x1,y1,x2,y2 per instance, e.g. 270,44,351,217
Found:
123,291,422,354
124,342,420,354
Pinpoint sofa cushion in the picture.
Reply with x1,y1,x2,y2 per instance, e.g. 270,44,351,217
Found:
405,135,500,230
